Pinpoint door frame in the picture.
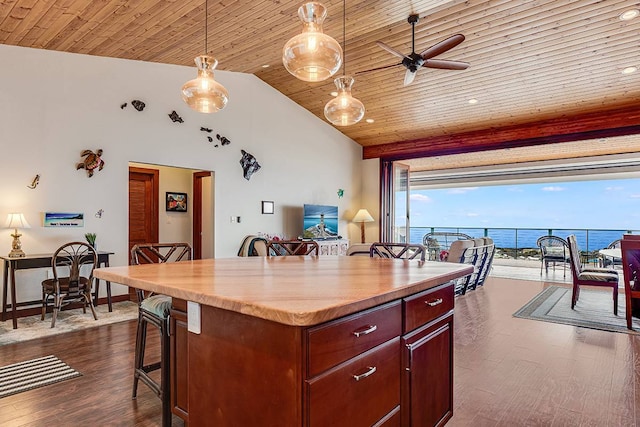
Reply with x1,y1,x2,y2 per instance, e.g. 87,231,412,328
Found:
192,171,212,259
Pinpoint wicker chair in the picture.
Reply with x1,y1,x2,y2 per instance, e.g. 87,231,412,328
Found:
41,241,98,328
369,242,426,261
265,239,319,256
536,236,569,277
422,232,472,261
599,239,622,268
130,242,192,427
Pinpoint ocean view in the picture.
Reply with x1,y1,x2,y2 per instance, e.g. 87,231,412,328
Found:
409,227,638,252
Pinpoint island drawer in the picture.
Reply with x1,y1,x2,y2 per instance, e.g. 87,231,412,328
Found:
403,282,454,333
306,337,400,427
307,300,401,377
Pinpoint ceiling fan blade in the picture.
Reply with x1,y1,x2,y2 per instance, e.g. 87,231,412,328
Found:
403,69,417,86
376,41,410,60
423,59,470,70
419,34,465,59
355,63,402,75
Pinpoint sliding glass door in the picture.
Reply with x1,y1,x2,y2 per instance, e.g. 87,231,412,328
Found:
381,160,410,243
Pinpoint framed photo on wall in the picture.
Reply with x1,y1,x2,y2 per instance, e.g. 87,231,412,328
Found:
166,192,187,212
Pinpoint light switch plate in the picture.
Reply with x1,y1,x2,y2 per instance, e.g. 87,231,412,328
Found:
187,301,201,334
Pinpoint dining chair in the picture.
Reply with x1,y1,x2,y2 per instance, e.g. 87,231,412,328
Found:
619,238,640,329
41,241,98,328
266,239,319,256
536,236,569,277
566,235,618,314
130,242,192,427
369,242,426,261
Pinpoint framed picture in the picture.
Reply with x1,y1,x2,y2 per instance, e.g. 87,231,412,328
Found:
44,212,84,227
262,201,274,214
166,192,188,212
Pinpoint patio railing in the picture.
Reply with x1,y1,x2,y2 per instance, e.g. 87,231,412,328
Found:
408,226,640,260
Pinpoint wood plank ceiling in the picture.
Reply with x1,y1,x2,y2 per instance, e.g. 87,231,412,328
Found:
1,0,640,163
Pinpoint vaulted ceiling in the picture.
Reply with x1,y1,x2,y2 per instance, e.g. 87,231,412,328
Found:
2,0,640,162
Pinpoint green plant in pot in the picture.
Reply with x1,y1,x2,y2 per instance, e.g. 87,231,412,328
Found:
85,233,97,250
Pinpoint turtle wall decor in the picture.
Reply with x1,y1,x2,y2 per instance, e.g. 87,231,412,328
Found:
76,149,105,178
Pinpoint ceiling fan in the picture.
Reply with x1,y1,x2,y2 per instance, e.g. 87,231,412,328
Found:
375,14,469,86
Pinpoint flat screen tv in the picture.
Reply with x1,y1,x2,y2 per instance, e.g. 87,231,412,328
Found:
302,204,339,239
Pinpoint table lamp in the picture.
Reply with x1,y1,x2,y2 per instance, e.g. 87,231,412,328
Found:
352,209,374,244
5,213,30,258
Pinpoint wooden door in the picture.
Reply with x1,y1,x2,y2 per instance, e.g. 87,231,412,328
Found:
129,167,159,297
192,171,212,259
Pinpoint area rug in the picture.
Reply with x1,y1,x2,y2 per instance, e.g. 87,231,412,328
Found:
513,285,640,334
0,355,81,398
0,301,138,346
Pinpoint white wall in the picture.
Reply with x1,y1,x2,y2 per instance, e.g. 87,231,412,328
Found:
0,44,363,303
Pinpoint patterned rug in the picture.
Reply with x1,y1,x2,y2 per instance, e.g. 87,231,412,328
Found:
0,301,138,346
0,355,81,398
513,285,640,334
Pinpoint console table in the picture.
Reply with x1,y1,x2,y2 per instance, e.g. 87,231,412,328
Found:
315,238,349,256
1,251,114,329
95,256,472,426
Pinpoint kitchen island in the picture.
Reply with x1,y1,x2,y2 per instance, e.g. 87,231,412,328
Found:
95,256,473,426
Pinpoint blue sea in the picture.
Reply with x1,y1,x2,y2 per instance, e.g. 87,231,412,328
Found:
409,227,637,252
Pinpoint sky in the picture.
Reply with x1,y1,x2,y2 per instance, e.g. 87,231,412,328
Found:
409,178,640,230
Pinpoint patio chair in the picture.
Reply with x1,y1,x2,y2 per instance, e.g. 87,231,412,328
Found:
599,239,622,268
422,232,472,261
566,235,618,314
620,237,640,329
536,236,569,277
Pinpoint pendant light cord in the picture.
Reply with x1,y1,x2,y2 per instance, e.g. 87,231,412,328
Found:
205,0,208,54
342,0,346,76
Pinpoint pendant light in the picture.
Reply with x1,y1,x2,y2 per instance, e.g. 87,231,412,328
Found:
181,0,229,113
282,2,343,82
324,0,365,126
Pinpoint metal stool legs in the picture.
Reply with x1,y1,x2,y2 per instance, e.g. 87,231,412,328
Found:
132,309,171,427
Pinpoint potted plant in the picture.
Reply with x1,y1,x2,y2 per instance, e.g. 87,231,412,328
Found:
85,232,97,250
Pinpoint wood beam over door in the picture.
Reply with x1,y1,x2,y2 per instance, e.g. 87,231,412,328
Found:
363,105,640,161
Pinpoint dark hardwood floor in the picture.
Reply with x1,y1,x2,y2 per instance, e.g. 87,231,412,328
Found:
0,277,638,426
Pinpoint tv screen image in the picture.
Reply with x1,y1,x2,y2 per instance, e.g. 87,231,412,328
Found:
303,204,339,239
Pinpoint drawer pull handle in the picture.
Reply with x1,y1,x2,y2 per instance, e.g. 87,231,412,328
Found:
426,298,443,307
352,366,377,381
352,324,377,337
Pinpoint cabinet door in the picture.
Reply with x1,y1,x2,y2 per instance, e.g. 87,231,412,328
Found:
402,315,453,427
170,304,189,422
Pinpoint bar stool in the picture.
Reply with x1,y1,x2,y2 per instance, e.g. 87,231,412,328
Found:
130,243,192,427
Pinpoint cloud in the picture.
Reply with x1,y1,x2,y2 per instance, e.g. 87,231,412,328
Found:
466,212,479,217
630,194,640,199
410,194,432,202
605,186,623,191
542,186,565,192
447,187,479,194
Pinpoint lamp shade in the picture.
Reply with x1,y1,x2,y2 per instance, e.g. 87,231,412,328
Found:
282,2,342,82
352,209,374,223
324,75,365,126
181,55,229,113
5,213,30,229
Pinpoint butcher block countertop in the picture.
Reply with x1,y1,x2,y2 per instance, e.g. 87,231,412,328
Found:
94,256,473,327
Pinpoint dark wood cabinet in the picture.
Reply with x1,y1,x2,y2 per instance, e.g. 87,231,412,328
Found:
401,283,454,427
169,300,189,422
171,281,455,426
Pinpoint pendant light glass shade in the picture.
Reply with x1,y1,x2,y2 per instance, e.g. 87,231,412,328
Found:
282,2,342,82
324,76,365,126
182,55,229,113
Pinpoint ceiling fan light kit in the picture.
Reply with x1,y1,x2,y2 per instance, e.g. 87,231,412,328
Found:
282,2,343,82
324,76,365,126
181,0,229,113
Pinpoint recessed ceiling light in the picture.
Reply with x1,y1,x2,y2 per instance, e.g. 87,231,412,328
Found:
622,66,637,74
468,98,478,105
330,91,338,97
620,9,640,20
261,64,270,68
365,118,375,123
